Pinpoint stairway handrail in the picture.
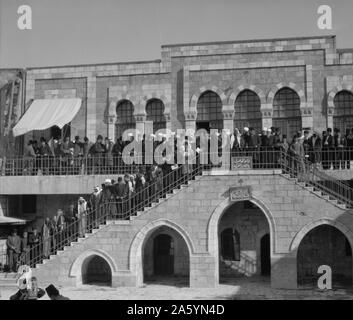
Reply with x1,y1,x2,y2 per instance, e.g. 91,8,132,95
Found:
279,150,353,207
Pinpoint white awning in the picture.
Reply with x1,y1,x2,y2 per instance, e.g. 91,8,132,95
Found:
0,216,27,225
12,98,82,137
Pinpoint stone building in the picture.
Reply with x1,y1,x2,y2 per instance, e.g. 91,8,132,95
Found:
1,35,353,289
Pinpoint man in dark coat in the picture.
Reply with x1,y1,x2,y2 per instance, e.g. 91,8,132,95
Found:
6,229,21,272
46,284,70,300
114,177,129,218
322,128,334,169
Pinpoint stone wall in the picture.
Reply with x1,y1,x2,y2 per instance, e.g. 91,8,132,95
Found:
31,171,353,290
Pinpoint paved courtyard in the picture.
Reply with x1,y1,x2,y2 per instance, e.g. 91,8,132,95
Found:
1,277,353,300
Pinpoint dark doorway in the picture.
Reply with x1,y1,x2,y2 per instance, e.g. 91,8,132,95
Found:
82,255,112,286
196,121,210,132
297,225,352,287
153,234,174,275
261,234,271,276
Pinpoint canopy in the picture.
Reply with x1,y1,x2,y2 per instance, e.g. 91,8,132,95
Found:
12,98,82,137
0,216,27,225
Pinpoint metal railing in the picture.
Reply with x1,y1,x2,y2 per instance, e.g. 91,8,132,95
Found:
0,155,149,176
3,148,353,177
280,151,353,208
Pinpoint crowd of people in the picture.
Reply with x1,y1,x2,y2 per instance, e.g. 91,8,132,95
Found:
16,125,353,176
21,134,125,175
5,159,186,270
229,126,353,170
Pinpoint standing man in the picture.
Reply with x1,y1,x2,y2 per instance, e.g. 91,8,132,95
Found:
6,229,21,272
89,186,102,228
322,128,333,169
308,131,322,166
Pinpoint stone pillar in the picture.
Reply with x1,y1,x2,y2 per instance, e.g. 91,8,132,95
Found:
327,107,334,129
165,114,171,131
261,109,273,130
222,106,234,133
107,115,116,140
301,108,314,130
190,255,217,288
86,76,97,141
271,253,297,289
184,111,196,131
135,114,146,136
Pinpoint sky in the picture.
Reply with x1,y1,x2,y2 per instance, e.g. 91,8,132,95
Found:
0,0,352,68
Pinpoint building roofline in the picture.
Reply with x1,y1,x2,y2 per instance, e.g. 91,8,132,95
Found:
25,59,162,71
161,35,336,48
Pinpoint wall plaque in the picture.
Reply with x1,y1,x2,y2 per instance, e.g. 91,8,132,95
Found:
229,186,252,202
231,156,253,170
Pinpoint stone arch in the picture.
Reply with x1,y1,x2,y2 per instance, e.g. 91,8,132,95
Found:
69,249,118,286
141,93,171,118
189,85,227,113
290,218,353,256
108,93,138,117
229,85,266,108
267,82,306,109
129,219,195,287
207,196,276,284
327,84,353,110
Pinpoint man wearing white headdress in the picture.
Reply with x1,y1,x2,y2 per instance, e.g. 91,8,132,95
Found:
77,197,87,237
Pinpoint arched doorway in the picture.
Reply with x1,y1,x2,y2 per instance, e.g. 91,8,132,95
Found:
153,234,174,275
196,90,223,132
297,225,352,287
218,200,270,282
81,255,112,286
272,87,302,140
143,226,190,286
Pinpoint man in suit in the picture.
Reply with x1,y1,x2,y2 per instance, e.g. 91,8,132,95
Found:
308,131,322,165
114,177,129,218
7,229,21,272
322,128,333,169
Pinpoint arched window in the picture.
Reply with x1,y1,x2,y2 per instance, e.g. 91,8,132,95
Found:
116,100,135,139
333,90,353,133
273,87,301,139
220,228,240,261
146,99,166,133
234,90,262,132
196,91,223,131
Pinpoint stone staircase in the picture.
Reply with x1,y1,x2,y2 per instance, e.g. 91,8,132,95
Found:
4,155,353,288
281,173,349,210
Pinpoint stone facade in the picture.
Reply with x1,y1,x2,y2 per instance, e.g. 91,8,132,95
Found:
31,171,353,289
21,35,353,144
